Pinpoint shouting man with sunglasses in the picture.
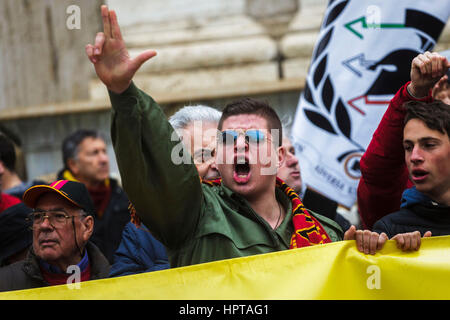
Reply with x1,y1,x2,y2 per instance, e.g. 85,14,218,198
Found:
0,180,110,292
85,6,425,267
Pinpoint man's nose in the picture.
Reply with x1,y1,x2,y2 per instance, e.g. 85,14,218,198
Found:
410,145,424,163
99,151,109,164
234,134,248,152
39,216,54,230
210,159,218,171
287,152,299,167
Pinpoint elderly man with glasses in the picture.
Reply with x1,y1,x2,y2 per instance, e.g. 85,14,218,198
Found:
0,180,110,292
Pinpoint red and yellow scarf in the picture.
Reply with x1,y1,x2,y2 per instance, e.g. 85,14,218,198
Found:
130,177,331,249
275,177,331,248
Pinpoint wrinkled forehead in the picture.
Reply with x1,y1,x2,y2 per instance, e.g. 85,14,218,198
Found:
221,114,269,131
78,136,107,152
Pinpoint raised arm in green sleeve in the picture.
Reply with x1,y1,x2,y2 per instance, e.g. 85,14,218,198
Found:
109,82,203,249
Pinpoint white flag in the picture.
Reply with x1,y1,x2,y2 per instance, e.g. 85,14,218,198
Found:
292,0,450,208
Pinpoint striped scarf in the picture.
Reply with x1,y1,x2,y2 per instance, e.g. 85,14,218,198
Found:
275,177,331,248
129,177,331,249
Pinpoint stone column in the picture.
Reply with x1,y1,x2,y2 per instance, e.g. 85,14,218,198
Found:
245,0,300,79
245,0,299,39
0,0,103,111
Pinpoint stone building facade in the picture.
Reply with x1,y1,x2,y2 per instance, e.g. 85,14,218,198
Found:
1,0,449,187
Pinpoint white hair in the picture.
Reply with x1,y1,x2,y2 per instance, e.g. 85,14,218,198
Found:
168,105,222,137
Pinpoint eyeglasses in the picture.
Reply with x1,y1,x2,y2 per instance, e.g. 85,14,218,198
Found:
27,210,85,228
219,129,268,145
193,148,215,164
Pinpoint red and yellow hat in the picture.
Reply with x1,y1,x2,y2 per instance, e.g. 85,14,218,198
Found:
23,180,95,215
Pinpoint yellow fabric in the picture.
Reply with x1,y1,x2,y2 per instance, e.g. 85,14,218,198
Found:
1,236,450,300
62,169,79,183
62,169,110,187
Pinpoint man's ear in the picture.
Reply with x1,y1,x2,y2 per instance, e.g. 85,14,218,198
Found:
81,215,94,242
67,158,79,176
276,145,286,170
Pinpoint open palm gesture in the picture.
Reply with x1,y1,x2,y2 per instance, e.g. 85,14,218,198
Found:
85,5,156,93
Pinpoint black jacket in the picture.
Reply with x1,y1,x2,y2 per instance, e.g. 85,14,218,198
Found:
373,187,450,238
89,178,131,264
0,242,110,292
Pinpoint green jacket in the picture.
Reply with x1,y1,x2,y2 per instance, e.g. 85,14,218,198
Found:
109,83,343,268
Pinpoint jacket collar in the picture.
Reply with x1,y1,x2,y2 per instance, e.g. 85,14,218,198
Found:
22,242,110,283
202,178,295,248
401,187,438,208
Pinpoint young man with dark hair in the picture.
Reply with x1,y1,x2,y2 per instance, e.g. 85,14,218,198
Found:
218,98,283,147
358,51,450,229
85,6,426,265
372,100,450,239
58,129,130,264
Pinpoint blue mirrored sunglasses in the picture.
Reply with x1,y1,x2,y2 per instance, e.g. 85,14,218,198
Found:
219,129,266,145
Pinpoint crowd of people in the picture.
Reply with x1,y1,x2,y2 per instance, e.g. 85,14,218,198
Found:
0,5,449,293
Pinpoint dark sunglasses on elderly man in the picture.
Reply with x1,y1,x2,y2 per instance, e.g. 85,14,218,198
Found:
219,129,268,145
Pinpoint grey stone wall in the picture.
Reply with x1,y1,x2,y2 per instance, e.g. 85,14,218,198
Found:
0,0,102,110
1,0,449,185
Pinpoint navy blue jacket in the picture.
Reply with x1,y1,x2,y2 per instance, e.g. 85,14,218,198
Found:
373,187,450,238
109,222,170,277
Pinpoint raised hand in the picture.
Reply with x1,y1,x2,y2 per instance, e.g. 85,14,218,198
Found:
408,51,450,98
432,74,450,104
85,5,157,94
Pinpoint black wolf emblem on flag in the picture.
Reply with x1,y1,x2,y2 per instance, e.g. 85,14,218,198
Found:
292,0,450,207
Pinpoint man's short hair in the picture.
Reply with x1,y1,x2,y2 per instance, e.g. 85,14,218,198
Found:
218,98,283,147
62,129,105,167
168,105,222,138
404,100,450,138
0,133,16,172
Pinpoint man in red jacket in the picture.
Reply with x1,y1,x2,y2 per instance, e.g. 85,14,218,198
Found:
371,99,449,239
358,51,450,229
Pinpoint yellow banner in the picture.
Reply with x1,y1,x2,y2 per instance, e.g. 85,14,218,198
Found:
1,236,450,300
